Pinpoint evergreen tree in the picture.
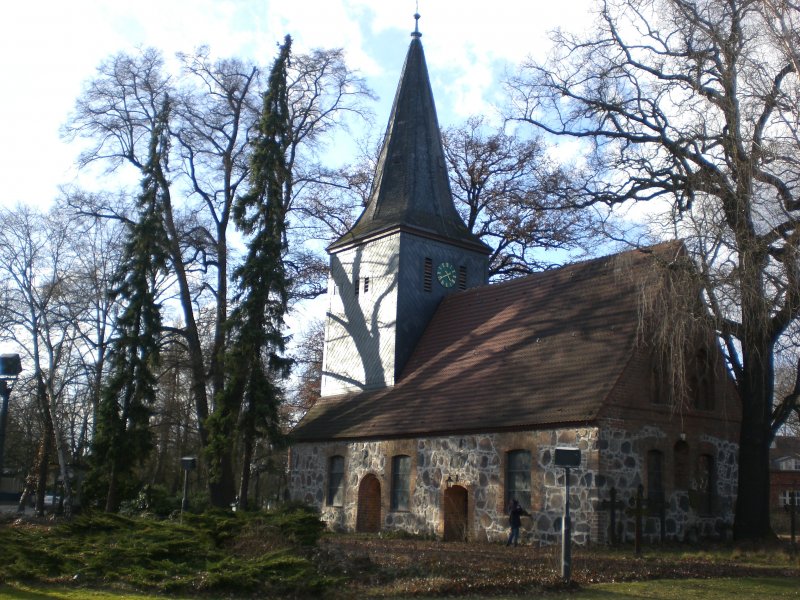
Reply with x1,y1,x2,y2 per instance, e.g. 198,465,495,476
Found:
206,37,293,509
86,99,170,512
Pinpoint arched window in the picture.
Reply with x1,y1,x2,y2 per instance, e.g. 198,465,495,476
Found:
391,455,411,511
694,454,715,515
651,363,667,405
692,349,715,411
327,455,345,506
673,441,690,490
647,449,664,503
505,450,532,511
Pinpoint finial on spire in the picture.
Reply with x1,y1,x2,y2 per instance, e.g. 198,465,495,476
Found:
412,12,422,38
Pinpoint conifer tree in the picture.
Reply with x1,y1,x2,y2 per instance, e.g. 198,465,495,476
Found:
206,37,293,509
87,99,170,512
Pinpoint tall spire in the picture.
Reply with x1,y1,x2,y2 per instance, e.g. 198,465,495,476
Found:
329,16,488,254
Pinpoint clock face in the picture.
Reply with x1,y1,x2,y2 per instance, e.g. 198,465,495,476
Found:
436,262,457,288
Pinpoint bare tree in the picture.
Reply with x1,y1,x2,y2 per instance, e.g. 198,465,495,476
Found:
62,200,126,441
507,0,800,539
0,205,91,516
442,116,592,278
64,44,373,507
286,318,325,427
283,49,376,300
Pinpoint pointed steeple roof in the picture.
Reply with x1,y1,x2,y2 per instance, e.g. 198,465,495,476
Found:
329,18,489,253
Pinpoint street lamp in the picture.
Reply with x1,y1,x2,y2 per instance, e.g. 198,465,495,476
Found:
554,447,581,583
0,353,22,480
180,456,196,521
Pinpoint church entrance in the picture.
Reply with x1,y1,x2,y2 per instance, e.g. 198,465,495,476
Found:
356,474,382,533
443,485,468,541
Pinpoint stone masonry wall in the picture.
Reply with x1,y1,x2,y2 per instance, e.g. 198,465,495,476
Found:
289,428,601,545
289,424,738,545
594,423,738,543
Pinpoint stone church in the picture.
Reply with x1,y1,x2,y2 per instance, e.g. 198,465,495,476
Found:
288,19,741,545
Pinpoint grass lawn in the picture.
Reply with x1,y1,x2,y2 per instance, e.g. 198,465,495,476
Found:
0,576,798,599
570,576,800,598
0,583,192,599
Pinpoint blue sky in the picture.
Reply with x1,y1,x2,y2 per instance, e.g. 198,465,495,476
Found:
0,0,595,209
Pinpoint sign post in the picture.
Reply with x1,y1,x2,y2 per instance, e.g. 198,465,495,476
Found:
0,354,22,479
554,447,581,582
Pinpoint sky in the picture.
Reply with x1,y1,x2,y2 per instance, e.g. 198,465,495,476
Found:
0,0,597,210
0,0,599,351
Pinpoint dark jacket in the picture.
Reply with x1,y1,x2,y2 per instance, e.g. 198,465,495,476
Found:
509,504,528,527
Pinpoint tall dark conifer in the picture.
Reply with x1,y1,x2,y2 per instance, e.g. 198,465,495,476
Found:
87,99,170,512
206,37,293,509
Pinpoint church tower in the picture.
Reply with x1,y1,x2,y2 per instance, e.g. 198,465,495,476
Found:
320,16,491,397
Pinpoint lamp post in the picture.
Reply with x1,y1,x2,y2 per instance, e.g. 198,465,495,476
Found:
554,447,581,583
0,354,22,480
180,456,196,521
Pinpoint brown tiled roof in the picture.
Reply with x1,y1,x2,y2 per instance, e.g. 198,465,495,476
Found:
292,242,684,442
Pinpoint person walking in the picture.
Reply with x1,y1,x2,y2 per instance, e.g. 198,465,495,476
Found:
506,498,530,546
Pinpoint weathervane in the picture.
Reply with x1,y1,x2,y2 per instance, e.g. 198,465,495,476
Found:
412,3,421,38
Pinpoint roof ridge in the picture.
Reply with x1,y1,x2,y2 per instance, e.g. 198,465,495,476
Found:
438,240,684,305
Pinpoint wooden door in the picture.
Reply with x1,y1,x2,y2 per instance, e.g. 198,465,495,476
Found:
443,485,468,541
356,474,381,533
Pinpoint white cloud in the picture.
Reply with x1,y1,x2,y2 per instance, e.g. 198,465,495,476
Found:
0,0,596,209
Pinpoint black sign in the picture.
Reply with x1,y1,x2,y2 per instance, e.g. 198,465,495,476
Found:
0,354,21,377
554,447,581,467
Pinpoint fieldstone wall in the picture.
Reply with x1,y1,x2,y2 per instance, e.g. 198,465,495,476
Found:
289,424,738,545
289,427,601,544
593,424,738,542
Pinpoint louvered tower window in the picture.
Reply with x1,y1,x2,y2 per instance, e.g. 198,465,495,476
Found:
458,266,467,290
423,258,432,292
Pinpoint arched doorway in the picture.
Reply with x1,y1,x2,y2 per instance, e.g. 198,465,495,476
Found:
356,474,381,533
443,485,468,541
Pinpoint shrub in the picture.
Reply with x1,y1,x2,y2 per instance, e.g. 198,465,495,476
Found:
0,505,332,596
118,484,181,517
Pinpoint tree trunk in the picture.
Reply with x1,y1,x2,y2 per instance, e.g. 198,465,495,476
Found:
105,462,118,513
46,389,73,518
213,447,237,509
161,201,209,441
17,438,48,514
733,311,775,539
238,428,254,511
160,192,237,507
33,434,51,517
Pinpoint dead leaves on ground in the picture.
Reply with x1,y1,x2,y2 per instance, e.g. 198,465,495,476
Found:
318,535,800,598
